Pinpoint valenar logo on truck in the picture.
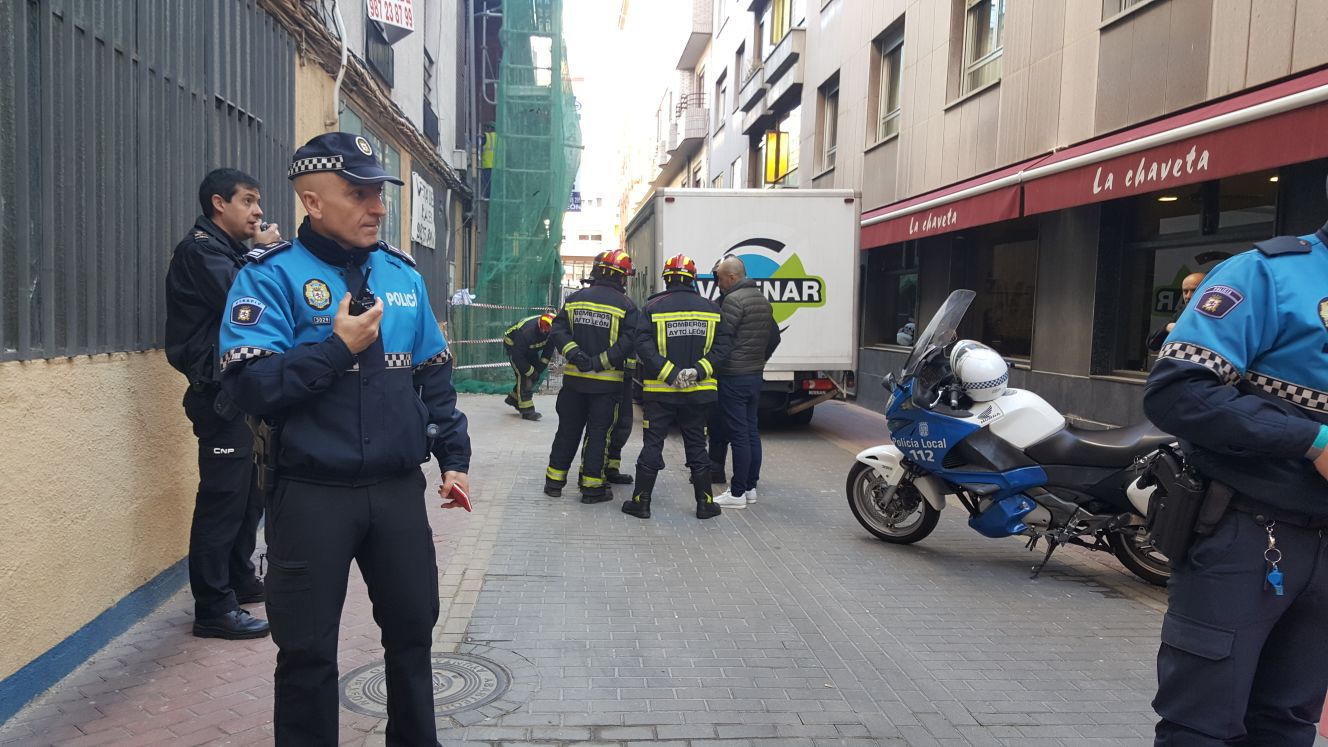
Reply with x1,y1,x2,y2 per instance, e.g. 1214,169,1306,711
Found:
695,238,826,324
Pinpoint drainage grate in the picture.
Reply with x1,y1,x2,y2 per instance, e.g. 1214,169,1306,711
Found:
339,652,511,718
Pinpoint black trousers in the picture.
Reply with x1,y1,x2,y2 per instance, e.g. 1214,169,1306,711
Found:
1154,510,1328,746
506,354,537,412
707,402,729,474
636,400,711,478
607,372,634,472
546,387,618,488
265,469,440,747
182,387,263,619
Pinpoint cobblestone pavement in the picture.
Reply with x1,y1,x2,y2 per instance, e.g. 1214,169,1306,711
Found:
3,394,1320,746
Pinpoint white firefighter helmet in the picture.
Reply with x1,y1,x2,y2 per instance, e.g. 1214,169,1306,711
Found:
950,340,1008,402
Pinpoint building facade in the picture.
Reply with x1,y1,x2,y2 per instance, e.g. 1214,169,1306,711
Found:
0,0,482,718
632,0,1328,427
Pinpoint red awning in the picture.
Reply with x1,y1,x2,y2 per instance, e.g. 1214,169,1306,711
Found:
859,157,1039,248
1023,68,1328,215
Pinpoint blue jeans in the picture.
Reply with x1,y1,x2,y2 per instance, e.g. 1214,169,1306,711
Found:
719,374,763,496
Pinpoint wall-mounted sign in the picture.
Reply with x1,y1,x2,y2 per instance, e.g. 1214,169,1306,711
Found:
411,172,436,249
367,0,414,43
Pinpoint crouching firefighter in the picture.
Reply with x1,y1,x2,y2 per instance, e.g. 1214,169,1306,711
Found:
544,249,639,503
503,311,555,421
624,254,732,520
1143,219,1328,746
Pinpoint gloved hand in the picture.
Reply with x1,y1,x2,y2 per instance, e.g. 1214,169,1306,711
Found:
674,368,698,389
569,350,593,370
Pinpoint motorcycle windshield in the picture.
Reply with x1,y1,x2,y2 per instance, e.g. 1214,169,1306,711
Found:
902,289,976,377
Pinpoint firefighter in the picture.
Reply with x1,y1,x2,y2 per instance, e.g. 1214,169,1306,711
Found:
544,249,639,503
503,311,555,421
624,254,732,520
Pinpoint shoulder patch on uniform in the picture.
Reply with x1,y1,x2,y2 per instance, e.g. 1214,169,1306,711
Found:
245,240,292,263
1253,235,1313,256
230,296,267,326
377,241,417,267
1193,285,1244,319
191,230,211,242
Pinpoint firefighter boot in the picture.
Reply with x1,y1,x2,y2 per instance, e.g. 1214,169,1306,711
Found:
693,470,721,519
580,481,611,504
543,475,565,498
605,465,633,485
621,469,656,519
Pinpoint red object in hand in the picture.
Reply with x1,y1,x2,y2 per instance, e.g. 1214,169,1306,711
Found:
445,482,472,512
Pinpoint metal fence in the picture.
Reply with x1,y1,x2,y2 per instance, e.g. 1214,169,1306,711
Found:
0,0,296,361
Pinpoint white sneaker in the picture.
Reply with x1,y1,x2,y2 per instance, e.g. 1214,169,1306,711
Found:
745,488,758,504
714,490,747,509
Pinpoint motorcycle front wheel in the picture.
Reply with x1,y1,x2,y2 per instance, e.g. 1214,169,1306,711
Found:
1107,526,1171,587
845,462,940,544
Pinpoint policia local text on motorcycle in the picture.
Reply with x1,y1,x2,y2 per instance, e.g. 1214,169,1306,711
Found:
1141,217,1328,745
624,254,733,520
544,249,640,503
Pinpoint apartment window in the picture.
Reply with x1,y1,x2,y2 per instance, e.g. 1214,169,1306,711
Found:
732,155,745,188
714,71,728,131
863,243,919,347
366,21,395,86
735,43,750,108
1103,0,1148,18
1103,171,1277,372
871,30,903,142
961,0,1004,95
817,76,839,172
691,161,703,188
764,105,800,186
339,108,403,246
713,173,725,188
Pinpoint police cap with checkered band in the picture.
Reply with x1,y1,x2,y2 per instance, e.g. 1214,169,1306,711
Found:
286,132,405,185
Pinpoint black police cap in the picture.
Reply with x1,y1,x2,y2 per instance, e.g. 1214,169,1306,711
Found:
287,132,404,185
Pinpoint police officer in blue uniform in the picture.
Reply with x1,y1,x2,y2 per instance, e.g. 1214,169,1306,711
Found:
1145,213,1328,745
220,133,470,746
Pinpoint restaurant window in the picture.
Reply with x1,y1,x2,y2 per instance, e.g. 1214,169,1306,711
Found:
863,243,919,347
953,220,1038,358
1104,170,1279,372
338,107,403,246
959,0,1004,95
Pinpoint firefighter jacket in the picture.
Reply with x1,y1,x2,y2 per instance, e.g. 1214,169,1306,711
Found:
503,315,553,376
636,284,732,404
219,220,470,485
550,279,639,394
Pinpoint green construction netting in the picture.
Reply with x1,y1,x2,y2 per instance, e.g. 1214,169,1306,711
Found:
453,0,581,393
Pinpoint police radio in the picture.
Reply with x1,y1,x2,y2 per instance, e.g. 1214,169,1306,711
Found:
349,267,376,316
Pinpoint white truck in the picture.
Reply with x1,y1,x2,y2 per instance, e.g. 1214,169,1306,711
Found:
623,188,859,425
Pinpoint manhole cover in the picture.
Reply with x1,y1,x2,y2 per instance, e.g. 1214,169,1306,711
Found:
339,652,510,718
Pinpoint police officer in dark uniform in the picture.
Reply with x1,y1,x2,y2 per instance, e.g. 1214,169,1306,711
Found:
165,168,280,639
544,249,639,503
220,133,470,746
503,311,555,420
1144,213,1328,745
624,254,731,520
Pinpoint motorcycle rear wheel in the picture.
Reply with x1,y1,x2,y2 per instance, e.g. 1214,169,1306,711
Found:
846,462,940,544
1107,527,1171,587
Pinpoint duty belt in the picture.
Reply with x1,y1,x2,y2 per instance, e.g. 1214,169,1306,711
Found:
1229,494,1328,529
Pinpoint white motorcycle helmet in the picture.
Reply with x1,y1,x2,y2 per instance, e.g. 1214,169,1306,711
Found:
950,340,1009,402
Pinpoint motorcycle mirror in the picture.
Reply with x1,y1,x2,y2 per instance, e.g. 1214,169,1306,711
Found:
881,373,896,390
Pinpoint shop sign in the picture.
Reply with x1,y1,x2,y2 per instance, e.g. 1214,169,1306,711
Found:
411,172,435,249
367,0,414,42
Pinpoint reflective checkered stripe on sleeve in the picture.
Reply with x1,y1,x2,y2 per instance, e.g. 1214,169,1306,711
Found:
1248,371,1328,414
385,353,413,369
1159,341,1241,385
220,346,276,369
414,349,452,370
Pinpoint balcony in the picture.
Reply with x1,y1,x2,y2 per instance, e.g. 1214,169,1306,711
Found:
676,0,713,71
738,64,765,112
764,27,804,91
668,93,709,157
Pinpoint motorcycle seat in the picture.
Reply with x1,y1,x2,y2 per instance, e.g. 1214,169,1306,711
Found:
1024,422,1174,469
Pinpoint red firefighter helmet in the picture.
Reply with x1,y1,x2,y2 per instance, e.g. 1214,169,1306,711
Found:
594,249,635,277
537,312,555,333
662,253,698,281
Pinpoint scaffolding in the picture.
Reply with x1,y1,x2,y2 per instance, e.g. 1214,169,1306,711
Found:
454,0,581,391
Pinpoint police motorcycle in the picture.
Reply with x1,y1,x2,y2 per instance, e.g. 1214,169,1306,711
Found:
846,289,1174,586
